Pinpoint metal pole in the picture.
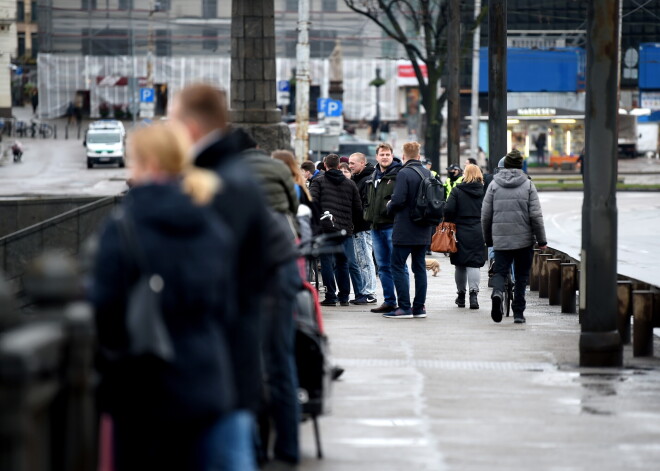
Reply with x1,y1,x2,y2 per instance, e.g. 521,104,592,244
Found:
487,0,507,174
294,0,310,163
447,0,460,167
470,0,482,163
129,6,137,126
375,68,381,124
579,0,622,367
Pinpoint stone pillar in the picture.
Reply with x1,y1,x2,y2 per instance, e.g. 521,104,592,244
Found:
231,0,290,152
0,2,17,118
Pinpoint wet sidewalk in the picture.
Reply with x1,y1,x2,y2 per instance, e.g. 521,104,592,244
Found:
298,255,660,470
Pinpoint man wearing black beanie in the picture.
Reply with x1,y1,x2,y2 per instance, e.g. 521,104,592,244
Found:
481,149,547,324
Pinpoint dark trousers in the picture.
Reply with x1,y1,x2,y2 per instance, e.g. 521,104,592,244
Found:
261,259,302,463
492,246,533,316
391,244,427,312
319,236,360,302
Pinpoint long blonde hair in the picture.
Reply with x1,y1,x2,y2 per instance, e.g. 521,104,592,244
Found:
128,122,220,205
462,163,484,184
272,149,312,201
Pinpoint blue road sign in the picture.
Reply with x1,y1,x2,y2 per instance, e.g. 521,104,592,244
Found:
317,98,342,117
278,80,290,92
15,66,23,76
140,87,155,103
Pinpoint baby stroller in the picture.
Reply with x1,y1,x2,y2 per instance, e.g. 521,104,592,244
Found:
295,230,346,459
11,141,23,163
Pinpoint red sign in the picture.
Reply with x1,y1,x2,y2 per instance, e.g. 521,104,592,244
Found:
96,76,148,87
398,64,428,78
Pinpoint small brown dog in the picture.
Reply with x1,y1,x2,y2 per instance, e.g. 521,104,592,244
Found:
425,258,440,276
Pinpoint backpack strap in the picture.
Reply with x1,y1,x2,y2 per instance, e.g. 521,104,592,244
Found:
409,164,426,182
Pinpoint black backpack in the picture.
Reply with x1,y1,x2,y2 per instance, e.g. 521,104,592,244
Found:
410,165,444,226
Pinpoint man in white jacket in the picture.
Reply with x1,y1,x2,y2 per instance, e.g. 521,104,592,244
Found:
482,149,547,324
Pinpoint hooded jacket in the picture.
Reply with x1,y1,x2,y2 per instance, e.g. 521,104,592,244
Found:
444,181,487,268
387,159,433,246
309,168,362,235
363,158,402,228
92,183,235,422
481,168,547,250
352,162,375,233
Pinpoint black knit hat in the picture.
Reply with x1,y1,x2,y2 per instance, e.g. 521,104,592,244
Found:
504,149,523,169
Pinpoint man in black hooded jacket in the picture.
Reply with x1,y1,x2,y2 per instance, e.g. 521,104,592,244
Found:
309,153,365,306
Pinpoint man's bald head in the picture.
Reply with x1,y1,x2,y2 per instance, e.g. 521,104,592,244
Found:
348,152,367,175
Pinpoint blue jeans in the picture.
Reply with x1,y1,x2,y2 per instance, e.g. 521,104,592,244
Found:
391,245,427,312
320,236,363,302
201,410,257,471
372,227,397,306
492,247,533,316
353,231,377,297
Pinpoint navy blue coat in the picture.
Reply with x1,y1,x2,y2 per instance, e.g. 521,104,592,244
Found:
91,183,235,423
387,159,433,246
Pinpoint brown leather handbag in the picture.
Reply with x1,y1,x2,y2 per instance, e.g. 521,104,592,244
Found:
431,220,458,254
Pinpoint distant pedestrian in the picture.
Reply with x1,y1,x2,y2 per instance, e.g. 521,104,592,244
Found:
443,164,487,310
482,149,548,324
31,89,38,115
91,122,237,470
349,152,378,305
443,164,463,200
363,142,403,314
384,141,432,319
535,133,547,165
309,153,365,306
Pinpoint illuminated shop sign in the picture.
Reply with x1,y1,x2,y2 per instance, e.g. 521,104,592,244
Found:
516,108,557,116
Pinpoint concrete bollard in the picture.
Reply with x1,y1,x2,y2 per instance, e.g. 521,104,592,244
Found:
538,254,553,299
617,281,633,344
632,290,654,357
547,259,562,305
530,249,541,291
561,263,577,314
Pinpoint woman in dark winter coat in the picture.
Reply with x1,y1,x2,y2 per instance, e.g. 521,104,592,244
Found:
91,123,244,470
443,164,487,309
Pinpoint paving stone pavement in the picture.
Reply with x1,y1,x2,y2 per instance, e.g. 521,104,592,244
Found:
297,256,660,471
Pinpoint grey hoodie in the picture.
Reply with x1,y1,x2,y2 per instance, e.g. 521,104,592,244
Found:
481,169,547,250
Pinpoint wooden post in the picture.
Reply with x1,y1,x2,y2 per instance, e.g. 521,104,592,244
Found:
530,249,541,291
632,290,654,357
561,263,577,314
547,259,562,306
616,280,633,344
538,254,553,299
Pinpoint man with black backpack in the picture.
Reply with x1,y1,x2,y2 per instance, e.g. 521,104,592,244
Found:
385,142,441,319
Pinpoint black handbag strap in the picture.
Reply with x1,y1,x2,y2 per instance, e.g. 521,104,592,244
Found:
113,208,151,275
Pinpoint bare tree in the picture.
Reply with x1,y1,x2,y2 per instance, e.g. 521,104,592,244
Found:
345,0,483,171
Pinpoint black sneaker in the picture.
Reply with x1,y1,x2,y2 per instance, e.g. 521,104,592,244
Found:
321,299,338,307
352,295,371,305
382,308,413,319
339,301,350,307
412,306,427,318
491,294,503,323
513,314,526,324
366,295,378,304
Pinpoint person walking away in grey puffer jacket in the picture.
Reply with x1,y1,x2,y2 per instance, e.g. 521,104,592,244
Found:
481,149,547,324
444,164,487,310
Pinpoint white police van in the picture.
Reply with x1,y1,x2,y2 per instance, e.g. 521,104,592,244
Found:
85,120,126,169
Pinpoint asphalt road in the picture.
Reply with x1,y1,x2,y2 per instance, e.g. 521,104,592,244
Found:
539,192,660,286
0,136,127,197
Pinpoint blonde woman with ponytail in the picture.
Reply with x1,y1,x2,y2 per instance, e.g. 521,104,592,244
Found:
90,122,238,470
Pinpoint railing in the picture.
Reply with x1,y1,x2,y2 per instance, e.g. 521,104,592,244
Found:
532,247,659,357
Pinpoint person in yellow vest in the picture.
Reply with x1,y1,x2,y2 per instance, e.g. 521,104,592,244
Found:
421,158,438,179
443,164,464,200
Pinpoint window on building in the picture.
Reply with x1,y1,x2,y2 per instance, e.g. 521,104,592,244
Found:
17,2,25,22
31,32,38,57
118,0,133,10
156,30,171,56
154,0,170,11
31,2,37,21
81,0,97,9
202,0,217,18
285,0,297,11
322,0,337,12
18,33,26,58
203,28,218,51
310,29,337,57
82,29,129,55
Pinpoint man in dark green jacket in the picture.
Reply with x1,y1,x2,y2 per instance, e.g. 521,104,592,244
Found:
363,142,402,313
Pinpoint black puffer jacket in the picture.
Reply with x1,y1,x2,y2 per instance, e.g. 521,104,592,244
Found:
309,168,362,236
387,159,433,246
444,181,487,268
352,162,375,233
